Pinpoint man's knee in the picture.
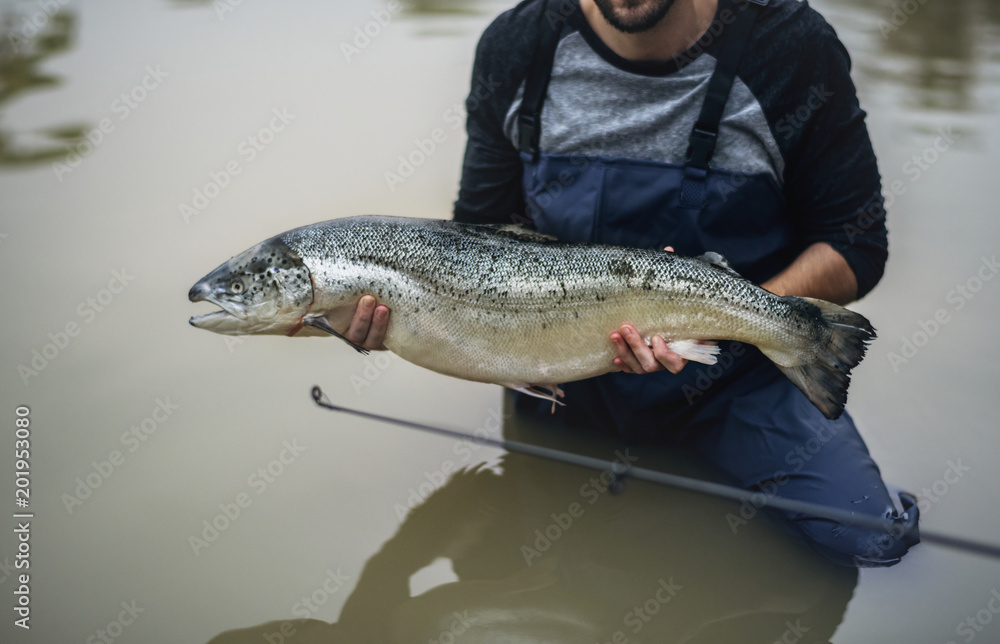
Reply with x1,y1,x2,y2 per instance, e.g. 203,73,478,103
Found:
802,493,921,568
849,526,918,567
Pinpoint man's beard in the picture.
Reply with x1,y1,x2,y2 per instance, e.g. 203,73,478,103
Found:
592,0,677,34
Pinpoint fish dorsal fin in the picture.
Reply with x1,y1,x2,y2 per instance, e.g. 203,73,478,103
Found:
490,224,559,244
696,251,740,276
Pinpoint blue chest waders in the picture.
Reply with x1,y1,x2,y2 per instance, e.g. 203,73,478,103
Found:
510,0,919,566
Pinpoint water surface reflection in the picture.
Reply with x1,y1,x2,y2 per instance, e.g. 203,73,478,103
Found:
835,0,1000,111
0,7,84,166
209,395,857,643
1,0,998,642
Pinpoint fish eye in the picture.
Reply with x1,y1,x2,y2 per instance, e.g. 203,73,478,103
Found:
231,281,244,294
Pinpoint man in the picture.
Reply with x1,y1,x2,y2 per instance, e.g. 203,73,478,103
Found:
346,0,919,566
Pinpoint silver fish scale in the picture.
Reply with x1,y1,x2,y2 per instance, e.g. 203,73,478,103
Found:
280,216,821,386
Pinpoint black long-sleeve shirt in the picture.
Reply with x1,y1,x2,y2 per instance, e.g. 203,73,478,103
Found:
453,0,888,298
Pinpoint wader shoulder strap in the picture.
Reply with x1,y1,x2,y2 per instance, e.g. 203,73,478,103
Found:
686,0,769,170
517,0,575,160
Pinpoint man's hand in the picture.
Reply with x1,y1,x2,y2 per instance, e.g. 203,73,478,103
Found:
346,295,390,351
609,244,687,375
611,325,688,375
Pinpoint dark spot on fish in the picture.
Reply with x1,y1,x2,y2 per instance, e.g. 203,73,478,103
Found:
609,259,635,279
642,268,655,291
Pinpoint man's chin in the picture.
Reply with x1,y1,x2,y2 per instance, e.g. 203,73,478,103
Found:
593,0,677,34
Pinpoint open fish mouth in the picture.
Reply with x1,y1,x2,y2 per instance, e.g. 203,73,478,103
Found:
187,281,254,333
188,283,307,336
189,309,234,325
188,306,252,335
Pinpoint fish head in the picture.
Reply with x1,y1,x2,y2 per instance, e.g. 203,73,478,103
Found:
188,237,313,335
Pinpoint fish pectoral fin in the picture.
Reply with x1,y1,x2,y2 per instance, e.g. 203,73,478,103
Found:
667,340,720,365
505,384,566,406
303,316,370,355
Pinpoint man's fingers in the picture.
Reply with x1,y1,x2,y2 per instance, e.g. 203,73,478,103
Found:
365,305,390,350
346,295,377,344
620,325,663,373
650,336,687,374
612,357,633,374
663,246,674,252
610,326,687,376
610,332,642,374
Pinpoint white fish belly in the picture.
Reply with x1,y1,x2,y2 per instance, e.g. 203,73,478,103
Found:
381,293,754,387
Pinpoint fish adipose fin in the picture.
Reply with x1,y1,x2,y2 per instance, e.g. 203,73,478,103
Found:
303,316,371,355
768,297,876,421
667,340,720,365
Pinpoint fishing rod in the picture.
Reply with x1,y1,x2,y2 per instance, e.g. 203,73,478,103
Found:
311,386,1000,562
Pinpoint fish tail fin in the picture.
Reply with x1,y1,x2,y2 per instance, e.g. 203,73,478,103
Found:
765,297,876,421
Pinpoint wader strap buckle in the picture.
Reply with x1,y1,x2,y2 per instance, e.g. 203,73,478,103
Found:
516,0,577,161
517,114,540,161
681,0,768,207
686,127,719,171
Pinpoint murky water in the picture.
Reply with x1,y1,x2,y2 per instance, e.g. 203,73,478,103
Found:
1,0,998,642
